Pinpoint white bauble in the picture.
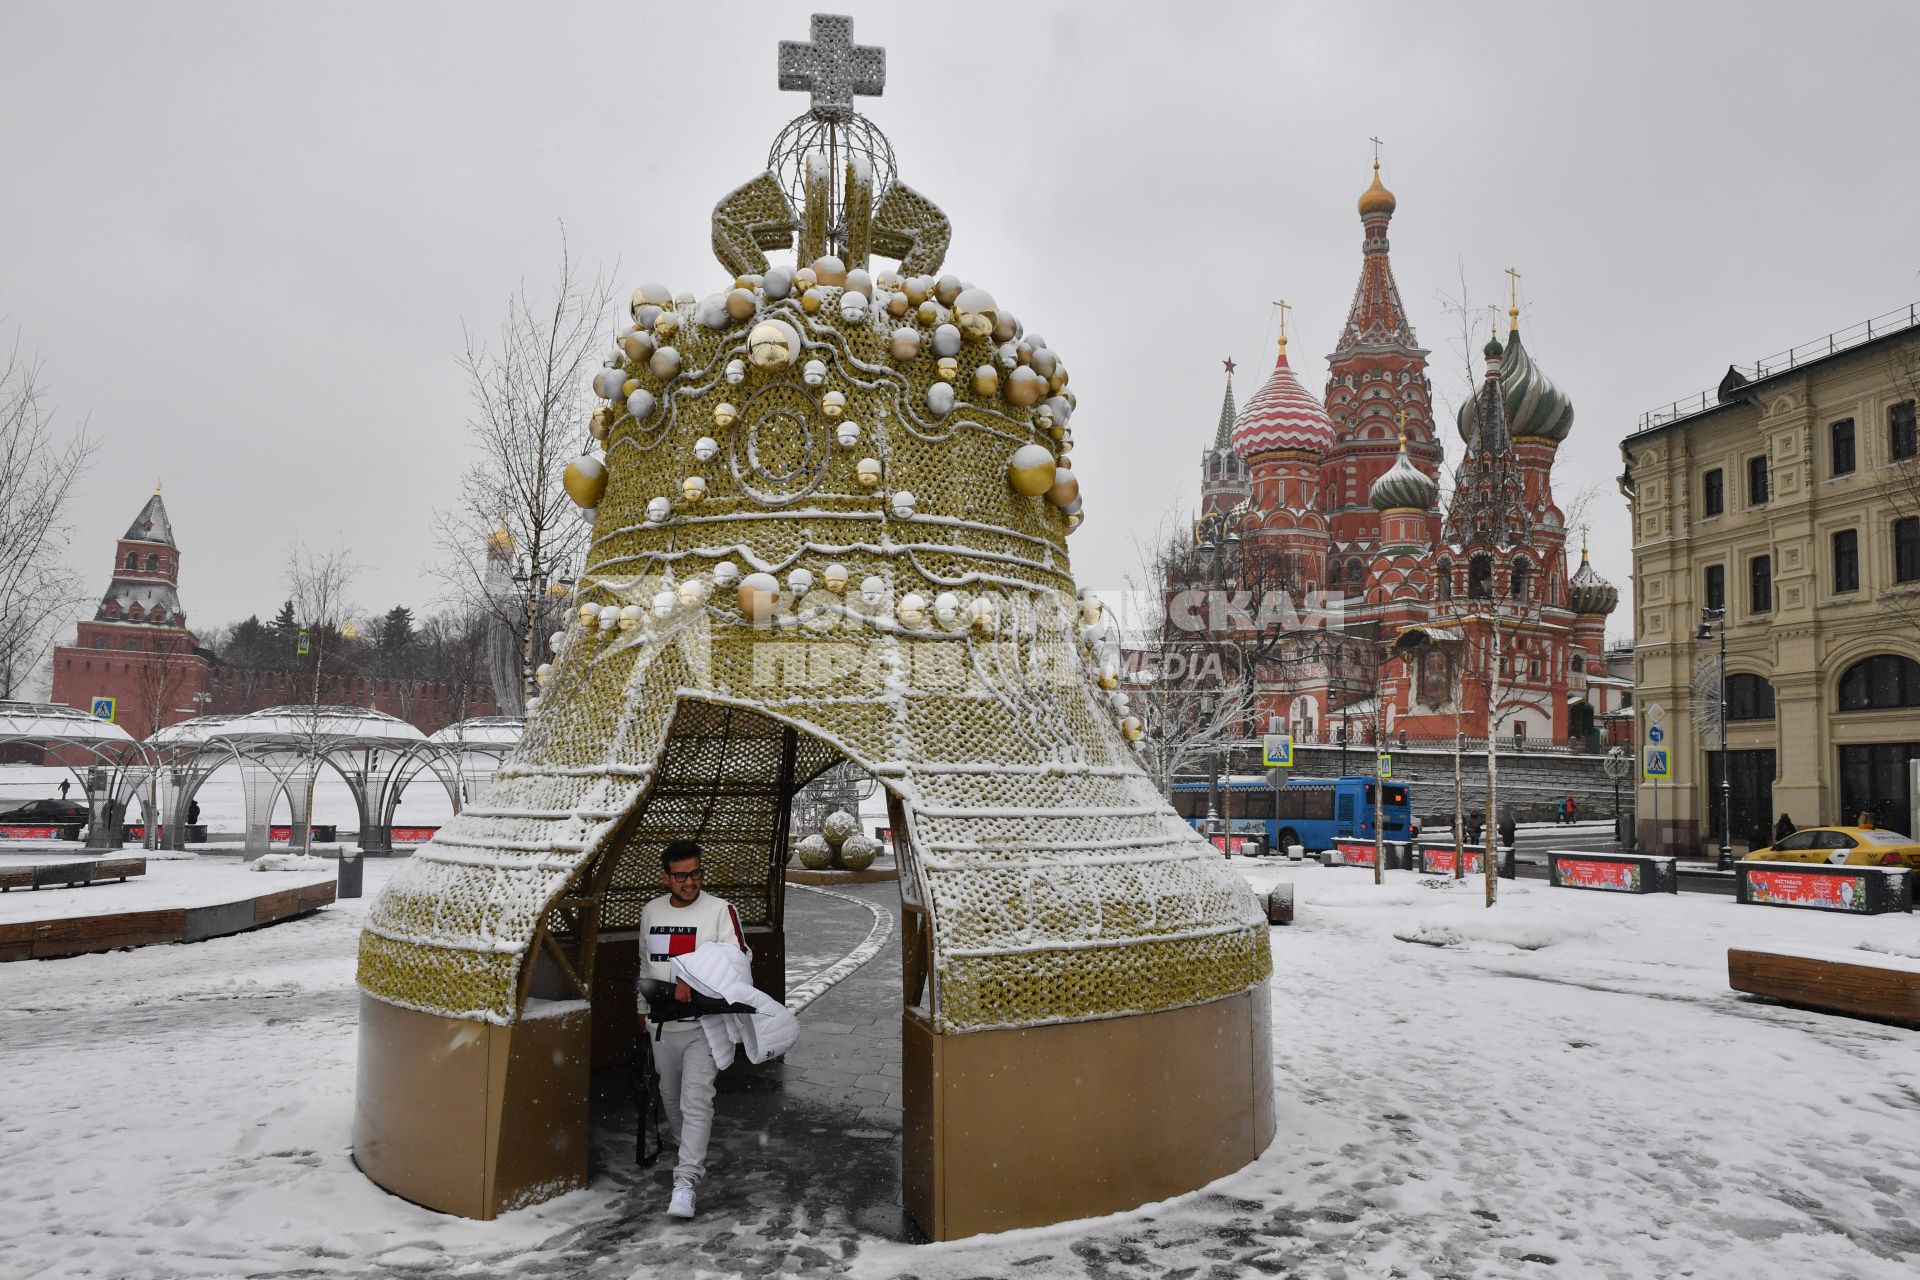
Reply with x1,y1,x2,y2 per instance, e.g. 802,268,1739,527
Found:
652,590,677,619
836,420,861,448
693,436,720,462
646,496,673,523
860,574,887,605
889,490,916,519
787,567,814,597
933,591,961,627
712,562,740,587
926,383,955,417
896,593,928,628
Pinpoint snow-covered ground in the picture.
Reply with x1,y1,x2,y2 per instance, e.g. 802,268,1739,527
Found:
0,855,333,926
0,858,1916,1277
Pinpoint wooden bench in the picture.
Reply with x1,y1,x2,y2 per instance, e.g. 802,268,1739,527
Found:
0,857,146,892
1729,946,1920,1027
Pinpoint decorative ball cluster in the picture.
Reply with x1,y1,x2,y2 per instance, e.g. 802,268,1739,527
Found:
794,810,879,872
564,258,1085,536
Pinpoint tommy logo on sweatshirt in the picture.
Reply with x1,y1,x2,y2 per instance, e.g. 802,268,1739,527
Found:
648,925,698,963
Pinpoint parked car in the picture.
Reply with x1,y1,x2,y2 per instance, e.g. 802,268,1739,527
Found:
1744,826,1920,870
0,798,90,830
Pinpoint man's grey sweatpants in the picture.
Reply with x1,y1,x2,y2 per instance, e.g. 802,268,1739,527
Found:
654,1019,719,1187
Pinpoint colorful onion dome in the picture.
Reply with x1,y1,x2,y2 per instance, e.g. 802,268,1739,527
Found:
1369,432,1436,512
1568,541,1618,615
1232,337,1335,460
1456,314,1573,444
1357,161,1396,218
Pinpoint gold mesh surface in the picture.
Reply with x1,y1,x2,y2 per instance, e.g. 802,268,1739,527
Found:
356,273,1268,1032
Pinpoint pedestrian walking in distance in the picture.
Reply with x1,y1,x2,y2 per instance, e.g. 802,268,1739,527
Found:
1774,813,1795,843
58,778,70,800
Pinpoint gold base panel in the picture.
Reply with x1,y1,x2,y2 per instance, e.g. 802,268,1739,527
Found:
353,977,1274,1238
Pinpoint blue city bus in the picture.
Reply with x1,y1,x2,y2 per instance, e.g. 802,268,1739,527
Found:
1171,775,1411,853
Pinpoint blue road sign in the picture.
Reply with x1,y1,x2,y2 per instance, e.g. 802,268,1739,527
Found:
1648,725,1664,743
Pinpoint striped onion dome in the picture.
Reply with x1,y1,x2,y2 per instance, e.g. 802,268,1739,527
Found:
1369,435,1436,512
1231,339,1335,461
1569,545,1618,615
1456,315,1573,444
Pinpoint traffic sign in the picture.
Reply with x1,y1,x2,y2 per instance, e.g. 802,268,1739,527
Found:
1645,702,1665,723
89,696,116,723
1648,725,1664,743
1262,734,1293,768
1377,753,1392,779
297,630,312,656
1642,747,1670,780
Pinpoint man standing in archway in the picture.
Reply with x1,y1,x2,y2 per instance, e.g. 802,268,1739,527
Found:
638,839,745,1220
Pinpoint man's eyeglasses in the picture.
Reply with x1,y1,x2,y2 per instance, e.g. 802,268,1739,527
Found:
666,868,704,883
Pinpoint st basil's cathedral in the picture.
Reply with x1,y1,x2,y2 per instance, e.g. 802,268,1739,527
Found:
1182,161,1619,749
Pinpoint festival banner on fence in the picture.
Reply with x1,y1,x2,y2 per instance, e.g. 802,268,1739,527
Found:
1744,868,1868,912
1554,857,1642,893
1334,839,1378,868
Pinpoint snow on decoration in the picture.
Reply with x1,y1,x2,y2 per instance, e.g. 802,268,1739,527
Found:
821,810,859,845
356,36,1265,1050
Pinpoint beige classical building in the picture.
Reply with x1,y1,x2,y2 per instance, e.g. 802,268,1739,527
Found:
1621,303,1920,852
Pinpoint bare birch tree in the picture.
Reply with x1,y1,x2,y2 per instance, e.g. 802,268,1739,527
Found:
0,329,96,696
285,539,359,855
433,231,612,715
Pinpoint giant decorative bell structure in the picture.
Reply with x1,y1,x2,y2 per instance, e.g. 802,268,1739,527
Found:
353,12,1273,1239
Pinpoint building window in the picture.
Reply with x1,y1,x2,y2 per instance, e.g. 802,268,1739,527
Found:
1702,468,1724,516
1831,419,1856,476
1468,555,1492,599
1897,517,1920,584
1892,400,1918,462
1726,673,1776,720
124,639,140,651
124,551,137,570
92,637,107,650
1833,529,1860,592
1704,563,1725,612
1437,562,1452,600
145,552,160,572
1346,558,1363,587
1837,654,1920,710
1571,654,1585,673
1529,658,1542,678
1511,560,1532,601
1749,554,1772,613
1747,455,1769,505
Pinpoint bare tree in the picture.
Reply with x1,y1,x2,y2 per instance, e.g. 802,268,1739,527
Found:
285,539,359,855
0,329,95,696
418,607,493,811
433,231,612,715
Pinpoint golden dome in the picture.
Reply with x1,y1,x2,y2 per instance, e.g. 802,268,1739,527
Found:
341,618,361,642
485,523,516,558
1357,161,1397,217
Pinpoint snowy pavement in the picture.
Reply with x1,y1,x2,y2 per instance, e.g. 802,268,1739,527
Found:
1,859,1917,1278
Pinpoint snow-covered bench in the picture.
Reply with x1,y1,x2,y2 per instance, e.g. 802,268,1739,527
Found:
1729,946,1920,1027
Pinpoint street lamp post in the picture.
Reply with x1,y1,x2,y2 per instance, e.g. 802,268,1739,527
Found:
1697,607,1732,869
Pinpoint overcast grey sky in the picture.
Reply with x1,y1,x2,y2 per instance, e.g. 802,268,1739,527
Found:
3,1,1917,647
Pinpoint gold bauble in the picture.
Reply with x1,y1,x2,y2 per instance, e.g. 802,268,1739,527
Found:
855,457,883,488
887,292,912,317
821,390,846,418
653,312,680,340
1048,422,1068,444
801,288,824,315
822,563,850,593
714,402,738,428
738,572,780,624
725,288,757,321
1065,511,1084,533
971,365,1000,397
589,407,613,441
1098,671,1120,691
904,277,930,306
681,475,708,504
890,329,922,361
1120,715,1144,743
1006,366,1044,407
936,357,959,383
623,377,642,398
619,331,653,361
812,256,848,287
1045,471,1081,508
916,300,941,326
649,347,680,379
1008,444,1057,497
793,266,818,290
562,455,607,509
747,321,793,368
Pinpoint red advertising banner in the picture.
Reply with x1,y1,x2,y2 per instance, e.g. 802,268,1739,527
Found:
1745,868,1867,912
0,824,68,840
390,826,440,843
1420,847,1486,874
270,824,292,842
1209,835,1248,855
1555,858,1640,892
1334,840,1378,867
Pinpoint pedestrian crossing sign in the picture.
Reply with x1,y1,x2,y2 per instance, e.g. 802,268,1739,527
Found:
1262,734,1293,768
89,696,115,723
1643,746,1670,780
1377,753,1392,779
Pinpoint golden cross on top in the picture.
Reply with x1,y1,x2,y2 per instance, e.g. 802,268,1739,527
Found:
1505,266,1522,318
1395,408,1409,447
1272,298,1291,343
1369,135,1383,165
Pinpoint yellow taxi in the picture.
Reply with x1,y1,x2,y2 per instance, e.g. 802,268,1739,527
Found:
1743,826,1920,869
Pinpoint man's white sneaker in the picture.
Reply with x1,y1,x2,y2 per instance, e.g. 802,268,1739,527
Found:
667,1181,696,1219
